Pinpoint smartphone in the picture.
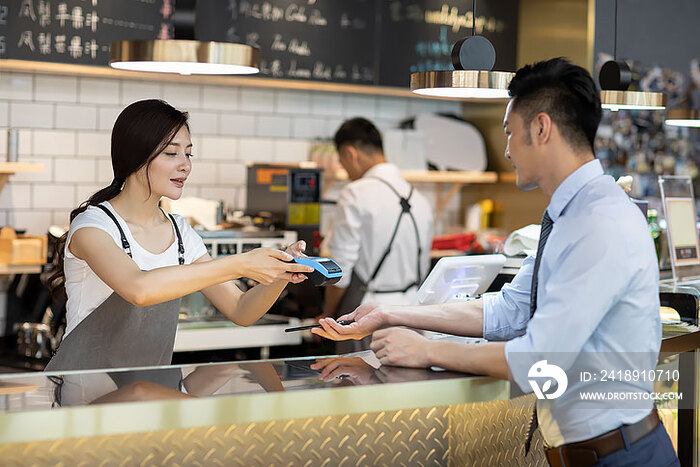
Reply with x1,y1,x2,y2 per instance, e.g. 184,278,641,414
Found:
284,320,354,333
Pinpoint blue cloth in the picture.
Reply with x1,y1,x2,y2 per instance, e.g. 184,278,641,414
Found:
482,159,661,446
594,423,679,466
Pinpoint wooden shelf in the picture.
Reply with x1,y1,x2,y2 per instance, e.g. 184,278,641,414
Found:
0,264,42,275
498,172,517,183
0,59,510,103
326,169,498,184
0,162,44,174
323,169,498,226
0,162,44,193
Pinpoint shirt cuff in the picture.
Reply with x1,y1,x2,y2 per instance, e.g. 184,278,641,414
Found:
482,292,514,341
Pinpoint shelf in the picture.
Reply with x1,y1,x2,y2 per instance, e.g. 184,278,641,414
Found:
0,162,45,193
498,172,517,183
0,264,42,275
0,59,511,103
326,169,498,184
323,169,498,226
0,162,44,174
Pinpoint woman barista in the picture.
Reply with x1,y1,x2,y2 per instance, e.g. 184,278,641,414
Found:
46,99,314,372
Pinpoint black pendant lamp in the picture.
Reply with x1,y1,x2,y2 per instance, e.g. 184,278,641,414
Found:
599,0,665,111
410,0,513,99
110,0,259,75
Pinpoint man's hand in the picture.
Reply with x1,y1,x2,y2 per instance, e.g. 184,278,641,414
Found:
311,303,391,341
370,328,432,368
310,357,378,385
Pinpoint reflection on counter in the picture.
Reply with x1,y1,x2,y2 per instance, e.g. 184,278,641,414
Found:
0,352,533,466
0,352,472,413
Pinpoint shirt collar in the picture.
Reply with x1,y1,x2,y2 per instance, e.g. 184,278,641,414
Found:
547,159,603,222
362,162,397,179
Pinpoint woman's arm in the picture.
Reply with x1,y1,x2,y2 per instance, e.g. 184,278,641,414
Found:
195,253,289,326
69,227,313,307
197,241,309,326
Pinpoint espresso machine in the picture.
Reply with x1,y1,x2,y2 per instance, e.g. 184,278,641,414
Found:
246,165,323,254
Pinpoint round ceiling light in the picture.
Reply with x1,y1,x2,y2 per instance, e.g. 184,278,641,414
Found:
411,70,514,99
665,108,700,128
110,40,260,75
600,90,667,111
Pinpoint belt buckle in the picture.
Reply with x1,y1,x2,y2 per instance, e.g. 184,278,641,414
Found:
563,447,599,467
546,446,599,467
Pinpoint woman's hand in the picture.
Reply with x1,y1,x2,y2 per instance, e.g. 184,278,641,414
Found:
240,247,313,285
284,240,310,284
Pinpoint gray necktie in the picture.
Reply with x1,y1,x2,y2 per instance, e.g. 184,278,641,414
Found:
525,210,554,455
529,211,554,317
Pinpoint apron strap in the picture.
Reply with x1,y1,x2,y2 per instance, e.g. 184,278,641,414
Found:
95,204,185,264
164,211,186,265
95,204,132,258
364,177,422,293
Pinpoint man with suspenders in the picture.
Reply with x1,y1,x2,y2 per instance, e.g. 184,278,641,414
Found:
320,118,433,349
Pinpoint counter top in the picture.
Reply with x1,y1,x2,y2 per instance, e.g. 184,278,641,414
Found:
1,323,697,446
0,352,508,444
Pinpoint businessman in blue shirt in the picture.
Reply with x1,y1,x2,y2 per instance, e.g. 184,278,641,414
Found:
313,58,679,466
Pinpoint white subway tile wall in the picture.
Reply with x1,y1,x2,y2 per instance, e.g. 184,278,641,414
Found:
120,81,162,105
0,102,8,128
34,75,77,103
0,73,33,101
0,71,462,234
187,110,219,136
256,115,292,138
55,104,99,130
78,78,120,105
76,132,111,157
10,102,54,128
219,113,256,136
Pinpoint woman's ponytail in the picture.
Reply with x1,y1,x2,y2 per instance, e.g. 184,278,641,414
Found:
47,178,124,297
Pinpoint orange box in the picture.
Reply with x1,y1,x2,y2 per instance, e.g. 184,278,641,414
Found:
0,227,47,265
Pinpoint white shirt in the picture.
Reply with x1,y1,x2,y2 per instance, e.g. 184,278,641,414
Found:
63,201,208,336
483,160,660,446
323,163,433,305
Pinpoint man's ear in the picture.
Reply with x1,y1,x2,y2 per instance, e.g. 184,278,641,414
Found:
345,145,361,164
533,112,553,145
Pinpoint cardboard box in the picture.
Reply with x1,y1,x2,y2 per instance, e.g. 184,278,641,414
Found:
0,227,47,265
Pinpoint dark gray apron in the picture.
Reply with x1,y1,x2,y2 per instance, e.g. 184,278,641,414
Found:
44,204,185,372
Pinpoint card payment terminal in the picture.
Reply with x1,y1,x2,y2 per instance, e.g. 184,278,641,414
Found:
293,257,343,286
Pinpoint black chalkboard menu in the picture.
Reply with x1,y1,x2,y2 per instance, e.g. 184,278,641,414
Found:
0,0,170,65
195,0,378,85
377,0,519,87
0,0,518,88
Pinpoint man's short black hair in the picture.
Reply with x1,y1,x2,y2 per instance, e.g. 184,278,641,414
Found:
334,117,383,154
508,57,602,153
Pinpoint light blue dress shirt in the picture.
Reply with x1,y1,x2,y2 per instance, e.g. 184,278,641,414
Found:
483,159,661,446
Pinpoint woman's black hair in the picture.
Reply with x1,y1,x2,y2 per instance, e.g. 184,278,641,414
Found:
48,99,189,296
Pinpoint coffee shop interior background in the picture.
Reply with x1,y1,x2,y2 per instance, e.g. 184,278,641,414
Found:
0,0,698,342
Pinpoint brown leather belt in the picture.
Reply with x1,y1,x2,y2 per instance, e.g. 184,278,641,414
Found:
545,410,659,467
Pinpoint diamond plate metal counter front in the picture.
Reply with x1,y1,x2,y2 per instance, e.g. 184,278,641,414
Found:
0,407,451,466
0,398,547,466
450,394,547,467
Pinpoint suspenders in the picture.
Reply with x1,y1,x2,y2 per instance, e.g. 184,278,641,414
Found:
365,177,423,294
95,204,185,265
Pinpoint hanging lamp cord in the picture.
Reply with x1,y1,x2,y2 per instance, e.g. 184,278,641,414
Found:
613,0,618,59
